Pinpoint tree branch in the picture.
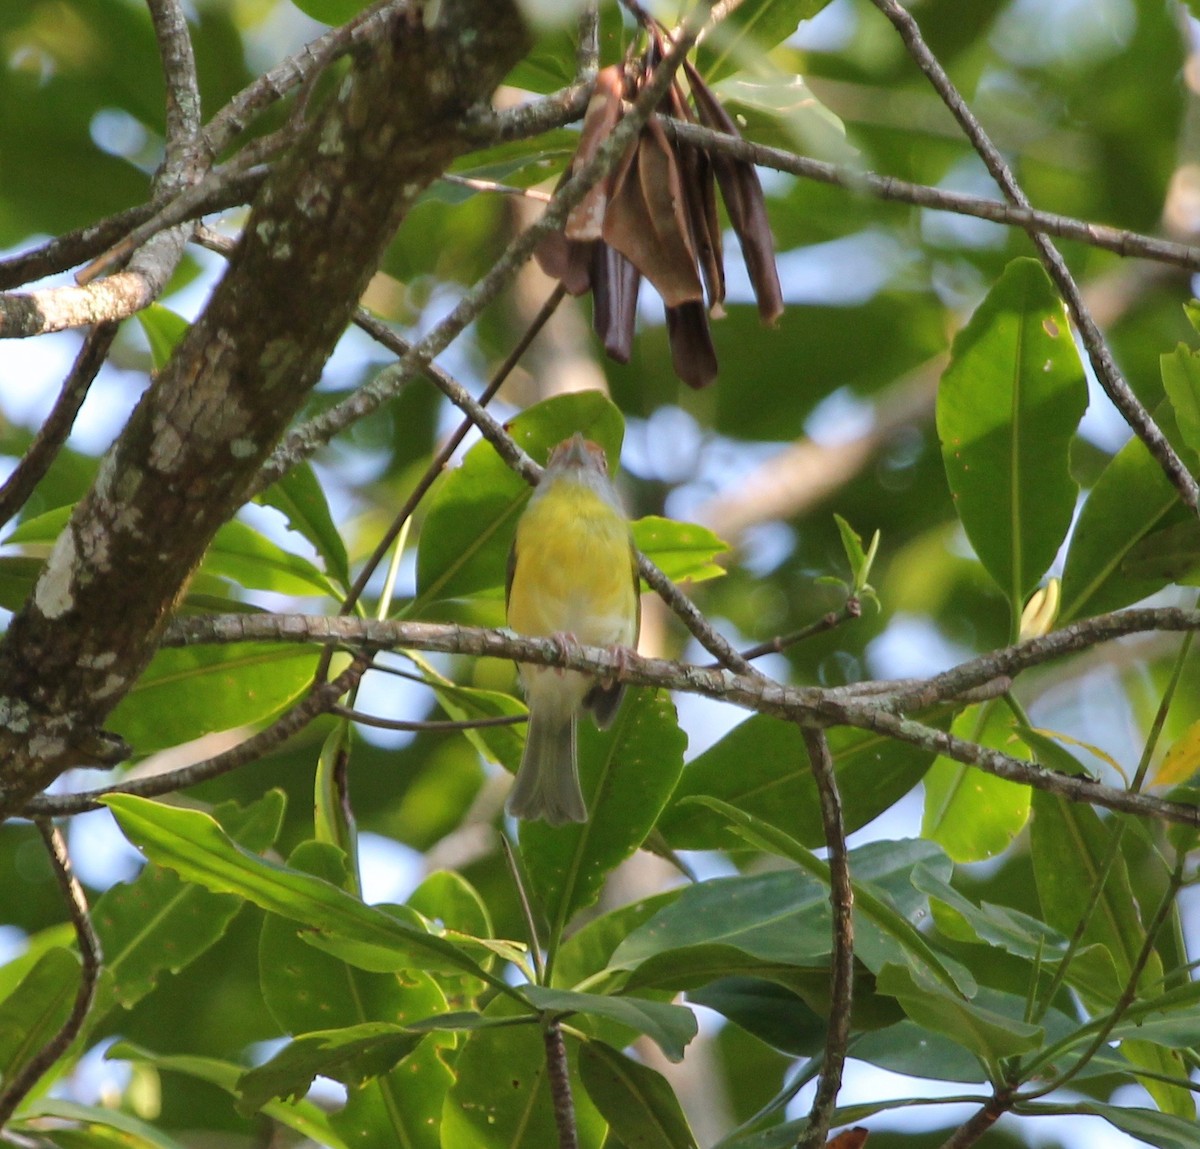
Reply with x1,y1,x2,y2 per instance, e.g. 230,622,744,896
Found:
0,325,118,528
869,0,1200,515
156,609,1200,827
663,120,1200,274
0,0,533,819
24,657,368,817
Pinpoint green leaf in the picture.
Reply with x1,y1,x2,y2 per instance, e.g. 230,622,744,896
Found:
1019,1102,1200,1149
103,1043,350,1149
874,963,1043,1064
631,516,726,584
431,679,526,772
520,689,687,938
286,0,370,27
256,842,456,1147
685,977,825,1056
1059,402,1186,621
94,791,284,1013
851,1020,998,1084
14,1099,190,1149
203,518,341,598
136,304,189,372
1122,518,1200,583
103,795,503,987
107,643,322,754
697,0,838,83
236,1023,423,1113
313,723,358,879
1029,790,1161,1005
7,506,337,599
415,393,624,612
579,1040,699,1149
0,947,78,1086
921,702,1031,862
658,715,936,851
937,258,1087,612
669,802,975,997
441,997,606,1149
1161,344,1200,461
256,462,352,592
521,986,697,1063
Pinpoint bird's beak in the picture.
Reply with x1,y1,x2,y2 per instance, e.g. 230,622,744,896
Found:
560,433,591,468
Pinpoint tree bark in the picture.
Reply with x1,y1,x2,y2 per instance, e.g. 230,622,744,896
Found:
0,0,530,817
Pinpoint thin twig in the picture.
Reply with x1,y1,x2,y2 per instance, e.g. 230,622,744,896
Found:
0,819,102,1127
0,324,117,528
1017,857,1186,1100
0,170,264,292
23,658,368,817
869,0,1200,515
157,609,1200,828
577,3,600,78
797,726,853,1149
147,0,202,166
202,0,406,159
542,1019,579,1149
662,120,1200,274
721,600,862,667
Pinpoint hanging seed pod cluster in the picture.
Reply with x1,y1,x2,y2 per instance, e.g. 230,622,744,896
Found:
536,31,785,389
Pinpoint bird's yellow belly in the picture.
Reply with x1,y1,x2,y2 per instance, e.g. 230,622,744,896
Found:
508,488,636,648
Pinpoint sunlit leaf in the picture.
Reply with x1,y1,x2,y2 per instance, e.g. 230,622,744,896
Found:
937,258,1087,613
922,702,1031,862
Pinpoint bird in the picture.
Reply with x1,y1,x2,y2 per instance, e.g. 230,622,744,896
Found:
505,432,641,825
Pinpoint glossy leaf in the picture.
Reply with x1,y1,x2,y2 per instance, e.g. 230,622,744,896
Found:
937,258,1087,610
659,715,936,851
1019,1101,1200,1149
1059,403,1186,621
103,1044,350,1149
520,689,686,936
1161,344,1200,461
255,461,352,592
0,947,78,1084
631,515,727,584
104,795,501,985
106,643,322,754
94,791,284,1013
675,801,975,995
685,977,825,1056
286,0,370,27
136,304,189,371
877,963,1044,1064
236,1023,423,1113
697,0,838,83
921,702,1031,862
13,1099,191,1149
521,985,697,1063
257,842,455,1147
579,1040,699,1149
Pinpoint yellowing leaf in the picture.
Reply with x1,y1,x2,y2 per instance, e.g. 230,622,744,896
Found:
1155,720,1200,787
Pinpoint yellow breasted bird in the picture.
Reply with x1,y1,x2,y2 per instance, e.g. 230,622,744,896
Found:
505,433,640,825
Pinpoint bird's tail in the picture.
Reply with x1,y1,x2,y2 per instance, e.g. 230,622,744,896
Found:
507,707,586,825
